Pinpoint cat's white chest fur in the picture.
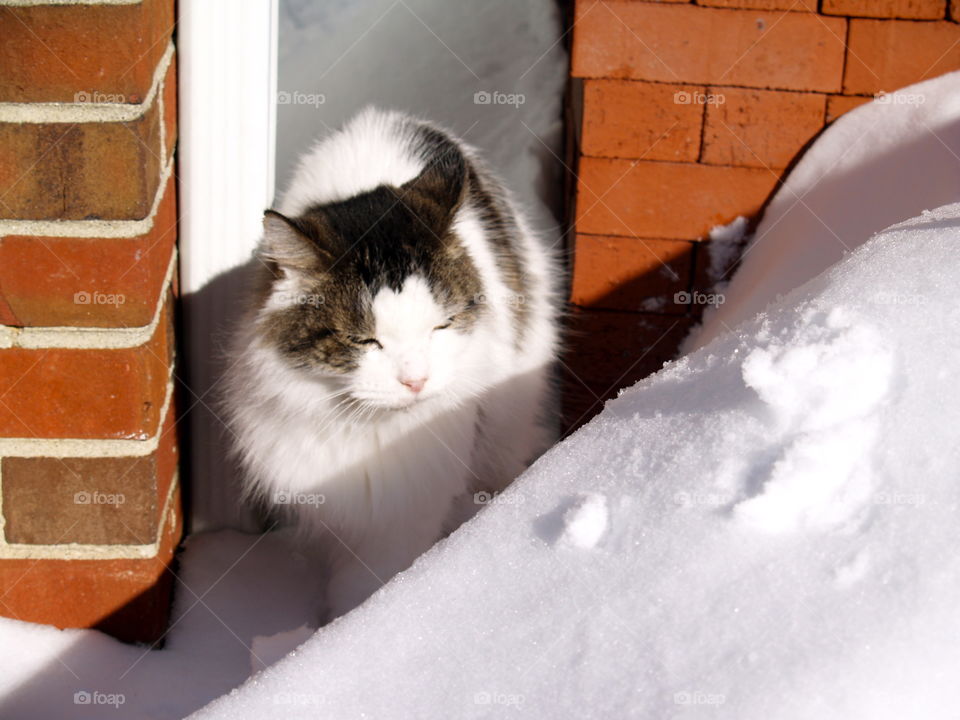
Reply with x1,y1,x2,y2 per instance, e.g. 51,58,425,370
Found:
238,344,482,614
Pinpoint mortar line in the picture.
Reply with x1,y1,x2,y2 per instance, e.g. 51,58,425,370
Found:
0,41,173,124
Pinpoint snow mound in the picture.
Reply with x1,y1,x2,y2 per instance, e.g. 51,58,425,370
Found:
706,215,749,285
734,309,893,533
189,203,960,719
689,70,960,350
560,493,608,548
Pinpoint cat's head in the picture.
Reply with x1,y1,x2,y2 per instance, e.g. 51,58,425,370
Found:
256,150,485,410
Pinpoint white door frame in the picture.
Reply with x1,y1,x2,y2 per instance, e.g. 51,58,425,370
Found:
177,0,279,531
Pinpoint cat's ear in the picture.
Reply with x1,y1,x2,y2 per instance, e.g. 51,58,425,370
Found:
261,210,333,274
400,149,468,230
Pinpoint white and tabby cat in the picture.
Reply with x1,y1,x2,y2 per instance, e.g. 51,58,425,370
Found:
223,108,558,618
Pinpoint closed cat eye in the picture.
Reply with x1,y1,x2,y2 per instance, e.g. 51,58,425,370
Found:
434,319,454,331
350,337,383,349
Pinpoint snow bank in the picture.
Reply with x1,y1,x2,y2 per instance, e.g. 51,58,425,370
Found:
0,531,321,719
689,71,960,350
189,203,960,718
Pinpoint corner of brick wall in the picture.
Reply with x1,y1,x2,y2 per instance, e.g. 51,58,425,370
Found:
562,0,960,432
0,0,181,644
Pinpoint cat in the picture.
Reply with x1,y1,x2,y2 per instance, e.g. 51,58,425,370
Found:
222,107,559,619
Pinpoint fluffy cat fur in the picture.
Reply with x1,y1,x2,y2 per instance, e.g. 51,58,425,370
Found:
223,108,559,618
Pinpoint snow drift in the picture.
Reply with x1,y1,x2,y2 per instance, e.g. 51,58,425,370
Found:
186,203,960,717
689,70,960,350
185,71,960,718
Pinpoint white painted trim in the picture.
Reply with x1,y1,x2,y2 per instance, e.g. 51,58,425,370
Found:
178,0,278,298
0,247,177,349
178,0,278,533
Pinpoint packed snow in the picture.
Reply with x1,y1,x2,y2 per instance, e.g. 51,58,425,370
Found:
560,493,609,549
705,214,749,287
3,34,960,720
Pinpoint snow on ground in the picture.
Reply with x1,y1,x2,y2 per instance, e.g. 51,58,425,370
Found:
0,531,320,719
688,70,960,351
185,201,960,719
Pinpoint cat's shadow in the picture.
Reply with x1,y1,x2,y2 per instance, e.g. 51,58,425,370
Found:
179,258,270,535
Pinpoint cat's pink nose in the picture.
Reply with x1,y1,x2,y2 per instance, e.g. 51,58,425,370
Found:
400,377,427,394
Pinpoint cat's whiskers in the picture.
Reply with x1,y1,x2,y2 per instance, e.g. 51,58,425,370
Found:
314,396,367,437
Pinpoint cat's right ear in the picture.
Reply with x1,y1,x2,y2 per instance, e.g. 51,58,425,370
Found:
261,210,330,275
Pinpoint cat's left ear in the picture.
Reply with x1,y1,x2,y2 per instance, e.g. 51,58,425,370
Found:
261,210,334,275
400,148,468,231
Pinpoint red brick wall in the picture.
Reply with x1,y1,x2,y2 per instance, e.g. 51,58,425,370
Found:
563,0,960,430
0,0,180,644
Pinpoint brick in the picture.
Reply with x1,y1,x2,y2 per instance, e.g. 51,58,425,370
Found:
0,294,173,440
571,234,693,313
576,157,779,240
823,0,945,19
697,0,817,9
582,80,704,161
845,19,960,95
162,51,177,160
826,94,872,122
0,490,181,643
562,309,693,432
0,100,162,221
3,456,161,545
702,87,826,169
571,1,847,92
0,292,16,326
0,176,175,328
0,0,173,104
2,400,177,545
